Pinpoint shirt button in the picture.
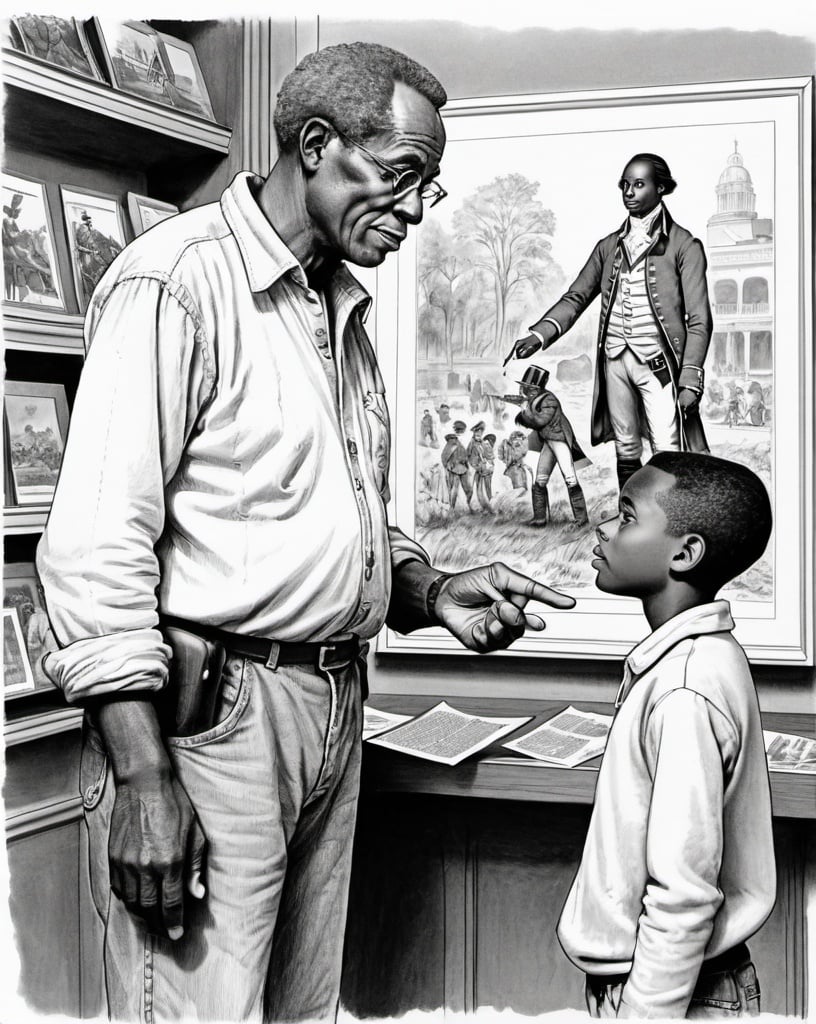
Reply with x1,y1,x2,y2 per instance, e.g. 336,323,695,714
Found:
315,327,326,338
355,478,362,490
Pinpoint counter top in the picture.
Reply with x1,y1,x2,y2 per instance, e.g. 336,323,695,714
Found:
362,696,816,819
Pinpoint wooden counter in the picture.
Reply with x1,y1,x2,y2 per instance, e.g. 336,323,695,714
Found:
362,695,816,819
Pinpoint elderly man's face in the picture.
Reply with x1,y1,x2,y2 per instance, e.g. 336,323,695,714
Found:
311,80,446,267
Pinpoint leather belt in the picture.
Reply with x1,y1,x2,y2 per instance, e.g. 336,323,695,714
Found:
587,942,752,990
160,615,361,672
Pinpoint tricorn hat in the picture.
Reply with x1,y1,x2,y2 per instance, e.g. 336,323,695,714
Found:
517,365,550,390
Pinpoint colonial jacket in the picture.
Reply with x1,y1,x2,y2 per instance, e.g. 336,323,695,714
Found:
530,206,712,452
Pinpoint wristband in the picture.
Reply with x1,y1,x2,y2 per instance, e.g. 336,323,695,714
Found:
426,573,453,621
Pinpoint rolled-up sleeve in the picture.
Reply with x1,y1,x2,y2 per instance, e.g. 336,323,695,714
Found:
36,274,214,703
619,688,736,1018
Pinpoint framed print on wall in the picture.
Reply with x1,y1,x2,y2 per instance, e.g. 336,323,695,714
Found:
92,19,171,105
59,185,126,311
4,381,70,508
156,32,215,120
3,608,35,696
3,563,58,693
377,76,813,665
2,172,66,311
127,192,179,236
11,14,104,82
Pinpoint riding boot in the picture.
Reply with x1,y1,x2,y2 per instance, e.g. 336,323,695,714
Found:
567,483,589,526
616,458,642,493
529,482,549,526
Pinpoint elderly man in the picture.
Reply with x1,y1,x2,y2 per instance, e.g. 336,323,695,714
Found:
37,42,572,1024
512,153,712,492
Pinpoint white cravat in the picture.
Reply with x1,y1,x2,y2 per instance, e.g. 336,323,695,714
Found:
624,203,662,264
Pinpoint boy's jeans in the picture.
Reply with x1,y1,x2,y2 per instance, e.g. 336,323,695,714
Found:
80,653,363,1023
586,946,761,1019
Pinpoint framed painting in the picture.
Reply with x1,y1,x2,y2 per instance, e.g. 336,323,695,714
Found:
127,192,179,236
3,608,35,696
11,14,104,81
3,563,57,693
92,19,171,105
59,185,126,311
156,32,215,120
4,381,70,508
377,77,813,664
2,171,66,311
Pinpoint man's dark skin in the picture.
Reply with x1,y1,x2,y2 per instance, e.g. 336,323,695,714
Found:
512,159,700,416
94,79,575,941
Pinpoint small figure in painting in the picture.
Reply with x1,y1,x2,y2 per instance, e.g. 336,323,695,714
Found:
441,429,472,512
3,192,56,302
512,153,712,493
467,421,494,512
558,451,775,1018
74,210,123,301
436,401,451,425
497,429,531,491
419,407,439,447
505,366,590,528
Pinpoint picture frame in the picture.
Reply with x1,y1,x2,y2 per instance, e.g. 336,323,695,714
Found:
3,563,58,693
92,19,172,106
377,77,813,665
4,381,70,508
127,192,179,236
59,184,126,311
10,14,104,82
2,171,66,312
3,608,35,696
156,32,215,121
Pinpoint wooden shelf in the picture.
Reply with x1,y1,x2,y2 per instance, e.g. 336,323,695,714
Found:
3,49,232,173
4,507,50,535
3,306,85,353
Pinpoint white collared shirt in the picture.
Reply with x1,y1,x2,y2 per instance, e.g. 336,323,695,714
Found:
557,601,776,1018
37,172,427,702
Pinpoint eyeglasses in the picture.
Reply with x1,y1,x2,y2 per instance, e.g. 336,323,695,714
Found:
333,126,447,208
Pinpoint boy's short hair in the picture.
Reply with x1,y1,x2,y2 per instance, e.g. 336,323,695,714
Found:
648,451,772,592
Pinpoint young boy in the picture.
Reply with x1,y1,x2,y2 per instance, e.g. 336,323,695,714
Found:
557,451,776,1018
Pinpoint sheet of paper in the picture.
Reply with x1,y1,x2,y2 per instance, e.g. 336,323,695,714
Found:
502,705,613,768
366,700,532,766
362,706,413,741
763,730,816,773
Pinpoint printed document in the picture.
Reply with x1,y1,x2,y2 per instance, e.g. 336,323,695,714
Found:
362,706,412,741
764,730,816,773
502,705,613,767
366,700,532,766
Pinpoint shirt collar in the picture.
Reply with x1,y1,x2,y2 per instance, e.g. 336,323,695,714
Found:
220,171,371,319
626,600,735,679
618,202,666,240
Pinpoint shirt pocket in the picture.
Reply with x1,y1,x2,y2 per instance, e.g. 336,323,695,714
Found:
363,390,391,499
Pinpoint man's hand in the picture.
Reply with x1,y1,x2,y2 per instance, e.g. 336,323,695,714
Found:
678,387,701,414
433,562,576,652
108,767,207,940
513,334,543,360
95,698,207,940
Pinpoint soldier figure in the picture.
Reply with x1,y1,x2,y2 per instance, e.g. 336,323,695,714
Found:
467,421,494,511
419,407,438,447
498,430,531,490
441,428,472,511
509,365,590,527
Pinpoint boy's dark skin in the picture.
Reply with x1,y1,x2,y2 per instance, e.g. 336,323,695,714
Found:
592,464,709,629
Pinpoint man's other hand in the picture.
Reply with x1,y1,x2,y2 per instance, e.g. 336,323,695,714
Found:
678,387,701,414
434,562,576,652
108,766,207,940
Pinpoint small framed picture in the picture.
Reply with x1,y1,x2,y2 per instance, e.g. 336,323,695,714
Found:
127,192,179,236
4,381,70,507
92,19,172,106
11,14,104,82
59,185,126,311
3,563,58,691
2,171,66,311
3,608,36,696
156,32,215,120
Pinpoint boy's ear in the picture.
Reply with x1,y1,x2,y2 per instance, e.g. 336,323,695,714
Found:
671,533,706,575
299,118,333,174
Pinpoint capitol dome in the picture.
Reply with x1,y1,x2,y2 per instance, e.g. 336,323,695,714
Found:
709,141,757,222
718,149,753,186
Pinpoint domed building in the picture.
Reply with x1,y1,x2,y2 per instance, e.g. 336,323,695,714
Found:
705,142,774,390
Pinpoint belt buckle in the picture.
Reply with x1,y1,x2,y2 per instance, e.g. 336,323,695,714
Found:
318,643,340,673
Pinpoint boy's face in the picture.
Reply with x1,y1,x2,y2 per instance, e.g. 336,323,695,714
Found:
592,466,681,597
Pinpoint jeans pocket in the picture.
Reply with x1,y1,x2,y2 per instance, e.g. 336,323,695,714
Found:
166,655,250,749
80,716,108,810
688,970,742,1016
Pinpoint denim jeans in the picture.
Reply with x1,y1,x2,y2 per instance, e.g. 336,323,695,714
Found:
586,952,761,1019
81,653,363,1023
